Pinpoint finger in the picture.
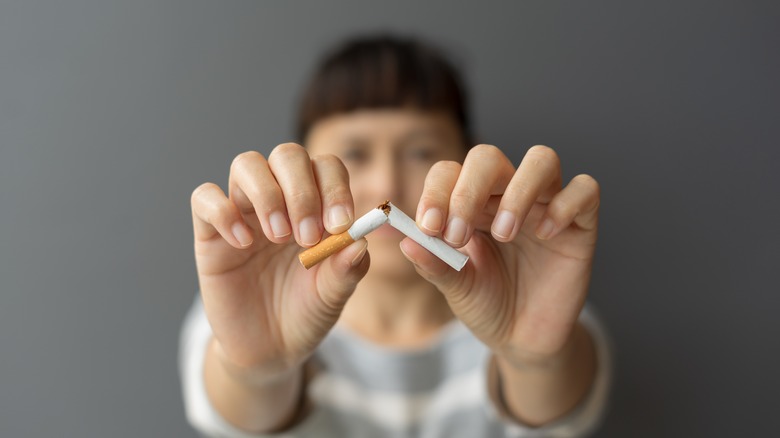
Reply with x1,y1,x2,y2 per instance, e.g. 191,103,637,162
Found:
314,238,371,318
311,154,354,234
268,143,323,247
535,174,601,240
191,182,254,249
416,160,461,236
474,195,502,231
444,144,514,247
399,237,475,302
491,145,562,242
228,151,292,244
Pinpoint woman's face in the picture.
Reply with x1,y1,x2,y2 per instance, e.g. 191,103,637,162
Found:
306,108,467,279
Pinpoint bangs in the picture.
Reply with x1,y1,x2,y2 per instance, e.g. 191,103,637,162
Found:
296,35,471,145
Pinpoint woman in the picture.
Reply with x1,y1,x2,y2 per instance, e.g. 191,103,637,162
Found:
180,35,612,437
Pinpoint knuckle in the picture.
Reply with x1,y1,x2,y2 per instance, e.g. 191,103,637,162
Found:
320,184,351,203
550,198,577,217
573,174,601,212
250,186,283,215
286,187,319,205
450,186,480,210
527,145,560,166
191,182,217,203
311,153,342,167
469,144,503,161
211,205,235,226
573,173,600,194
230,150,264,172
312,154,349,180
511,180,533,198
431,160,462,175
239,182,263,204
269,142,305,162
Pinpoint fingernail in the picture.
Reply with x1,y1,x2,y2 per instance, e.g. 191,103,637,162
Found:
443,217,467,246
269,211,291,238
420,208,443,233
349,239,369,267
536,218,556,240
492,210,517,240
299,217,320,246
327,205,351,231
231,222,254,247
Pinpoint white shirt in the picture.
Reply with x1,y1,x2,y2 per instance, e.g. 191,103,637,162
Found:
179,297,613,437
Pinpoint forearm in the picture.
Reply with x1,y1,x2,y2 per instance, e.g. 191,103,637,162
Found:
495,322,597,427
203,337,304,433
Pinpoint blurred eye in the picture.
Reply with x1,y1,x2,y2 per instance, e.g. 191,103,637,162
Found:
341,148,368,164
406,147,435,162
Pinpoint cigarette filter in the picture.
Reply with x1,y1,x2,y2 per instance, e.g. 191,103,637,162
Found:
298,207,388,269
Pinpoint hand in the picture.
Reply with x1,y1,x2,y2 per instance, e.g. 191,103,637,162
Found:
191,143,370,376
401,145,600,364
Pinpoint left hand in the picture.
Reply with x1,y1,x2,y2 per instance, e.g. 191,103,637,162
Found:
400,144,600,364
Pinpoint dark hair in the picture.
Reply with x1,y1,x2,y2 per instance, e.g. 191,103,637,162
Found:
296,34,472,146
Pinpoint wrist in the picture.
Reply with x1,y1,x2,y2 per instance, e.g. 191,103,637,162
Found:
204,337,307,433
490,324,597,426
494,324,582,372
209,337,303,388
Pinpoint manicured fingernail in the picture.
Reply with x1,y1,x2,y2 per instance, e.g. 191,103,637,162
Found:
443,217,467,246
327,205,351,231
269,211,291,239
349,239,369,267
299,216,320,246
420,208,443,233
492,210,517,240
231,222,254,247
536,218,556,240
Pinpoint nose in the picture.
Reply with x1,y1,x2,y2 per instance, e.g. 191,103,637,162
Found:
366,151,401,203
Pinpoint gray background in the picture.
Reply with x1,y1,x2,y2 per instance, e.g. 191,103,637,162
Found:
1,1,778,436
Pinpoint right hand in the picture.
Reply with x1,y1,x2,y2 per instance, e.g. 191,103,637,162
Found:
191,143,370,378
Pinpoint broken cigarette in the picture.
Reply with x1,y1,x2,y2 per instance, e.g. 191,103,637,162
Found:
298,206,389,269
298,201,469,271
385,202,469,271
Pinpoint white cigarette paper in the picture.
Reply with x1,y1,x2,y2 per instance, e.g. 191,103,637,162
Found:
386,202,469,271
299,201,469,271
347,207,389,240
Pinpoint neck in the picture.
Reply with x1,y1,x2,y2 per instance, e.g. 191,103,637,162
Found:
339,269,454,348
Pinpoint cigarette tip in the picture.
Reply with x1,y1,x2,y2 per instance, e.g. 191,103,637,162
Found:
377,200,391,216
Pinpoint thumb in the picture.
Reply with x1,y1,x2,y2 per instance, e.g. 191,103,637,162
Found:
399,238,475,304
313,238,370,315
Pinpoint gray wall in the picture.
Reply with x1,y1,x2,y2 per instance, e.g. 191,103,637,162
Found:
1,1,778,436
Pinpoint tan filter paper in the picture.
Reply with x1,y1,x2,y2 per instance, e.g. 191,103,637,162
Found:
298,231,355,269
298,207,389,269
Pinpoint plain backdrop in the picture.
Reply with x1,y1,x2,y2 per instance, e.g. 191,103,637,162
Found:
1,1,778,436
